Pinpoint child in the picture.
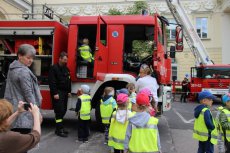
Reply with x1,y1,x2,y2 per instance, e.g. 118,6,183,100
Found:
193,90,218,153
124,93,161,153
100,87,117,144
108,93,132,153
126,83,137,112
75,85,91,143
215,105,225,153
219,93,230,152
139,87,156,116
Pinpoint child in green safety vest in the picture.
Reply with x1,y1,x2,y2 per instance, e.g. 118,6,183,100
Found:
124,92,161,153
108,93,133,153
75,85,91,143
219,93,230,152
126,83,137,112
100,87,117,144
215,105,225,153
193,90,218,153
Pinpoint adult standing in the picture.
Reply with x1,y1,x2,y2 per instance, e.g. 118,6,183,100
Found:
4,44,42,134
180,77,189,102
135,64,159,111
48,52,71,137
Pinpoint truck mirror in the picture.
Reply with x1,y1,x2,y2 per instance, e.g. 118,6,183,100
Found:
176,26,183,52
170,46,176,58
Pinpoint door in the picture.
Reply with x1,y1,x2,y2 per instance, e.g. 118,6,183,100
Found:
94,16,109,79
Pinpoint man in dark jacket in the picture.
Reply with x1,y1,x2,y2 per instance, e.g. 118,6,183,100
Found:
180,77,189,102
48,52,71,137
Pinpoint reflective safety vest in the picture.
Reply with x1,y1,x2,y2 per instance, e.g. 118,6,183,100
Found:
79,94,91,120
100,98,115,124
220,108,230,142
129,117,159,153
79,45,93,62
193,107,218,144
108,111,135,150
128,101,132,111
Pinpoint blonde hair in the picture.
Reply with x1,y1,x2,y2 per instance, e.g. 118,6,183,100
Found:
83,38,89,45
126,83,135,90
103,87,114,96
0,99,13,132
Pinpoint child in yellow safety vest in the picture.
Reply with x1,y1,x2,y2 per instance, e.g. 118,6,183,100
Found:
100,87,117,144
126,83,137,112
219,93,230,152
75,85,91,143
108,93,133,153
124,93,161,153
193,90,218,153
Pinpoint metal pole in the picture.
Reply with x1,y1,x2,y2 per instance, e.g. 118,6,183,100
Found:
31,0,34,19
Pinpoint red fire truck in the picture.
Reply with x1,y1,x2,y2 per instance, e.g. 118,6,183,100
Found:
167,0,230,99
0,14,181,120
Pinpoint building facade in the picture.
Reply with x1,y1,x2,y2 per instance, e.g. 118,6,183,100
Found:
0,0,229,81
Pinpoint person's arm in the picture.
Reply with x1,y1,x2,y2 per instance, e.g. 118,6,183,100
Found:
220,111,230,130
6,101,25,125
124,122,132,152
156,126,161,152
67,68,72,94
204,110,215,131
75,98,81,113
29,103,42,135
48,66,59,97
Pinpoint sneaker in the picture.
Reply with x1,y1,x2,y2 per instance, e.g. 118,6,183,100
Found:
62,128,69,134
83,140,89,143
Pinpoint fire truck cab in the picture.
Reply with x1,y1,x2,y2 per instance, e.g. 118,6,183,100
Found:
67,15,173,119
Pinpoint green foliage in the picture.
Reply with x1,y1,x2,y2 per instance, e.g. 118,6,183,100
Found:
126,1,149,15
132,40,153,57
108,8,123,15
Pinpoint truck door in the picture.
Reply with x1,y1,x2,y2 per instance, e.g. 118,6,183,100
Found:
94,16,109,78
107,25,124,73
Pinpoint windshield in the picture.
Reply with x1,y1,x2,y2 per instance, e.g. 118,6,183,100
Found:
203,67,230,79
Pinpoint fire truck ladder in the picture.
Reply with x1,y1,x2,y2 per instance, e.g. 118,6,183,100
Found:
166,0,214,66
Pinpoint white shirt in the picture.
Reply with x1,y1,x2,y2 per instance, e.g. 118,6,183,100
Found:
135,75,159,102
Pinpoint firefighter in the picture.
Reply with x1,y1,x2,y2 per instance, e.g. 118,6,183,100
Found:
48,52,71,137
193,90,218,153
78,38,94,77
124,93,161,153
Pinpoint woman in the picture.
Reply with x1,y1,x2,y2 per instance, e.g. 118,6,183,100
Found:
0,99,41,153
4,44,42,134
135,64,159,111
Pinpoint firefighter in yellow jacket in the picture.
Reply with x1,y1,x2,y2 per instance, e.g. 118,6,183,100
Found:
124,92,161,153
193,90,218,153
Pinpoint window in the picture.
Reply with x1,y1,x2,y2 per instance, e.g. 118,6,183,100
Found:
168,19,176,40
196,17,208,38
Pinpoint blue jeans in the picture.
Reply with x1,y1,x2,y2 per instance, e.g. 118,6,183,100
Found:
197,140,214,153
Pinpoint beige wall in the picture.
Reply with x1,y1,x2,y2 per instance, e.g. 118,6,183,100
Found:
0,1,23,20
